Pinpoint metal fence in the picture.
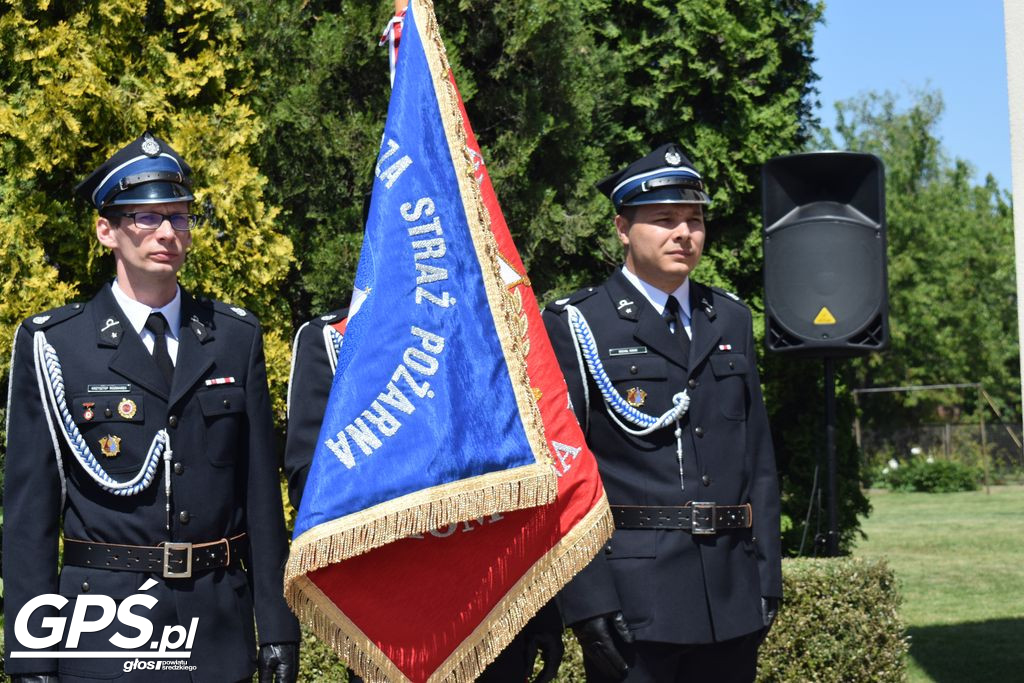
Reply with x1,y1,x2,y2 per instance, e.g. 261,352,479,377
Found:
858,422,1024,475
853,383,1024,480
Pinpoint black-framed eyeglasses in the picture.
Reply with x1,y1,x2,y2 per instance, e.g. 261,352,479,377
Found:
106,211,201,232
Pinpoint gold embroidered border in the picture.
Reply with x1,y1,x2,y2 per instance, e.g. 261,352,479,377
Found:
427,494,614,682
286,461,556,580
413,0,552,475
286,575,408,682
285,492,614,683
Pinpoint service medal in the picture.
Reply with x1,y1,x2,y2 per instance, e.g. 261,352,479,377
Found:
99,435,122,458
626,387,647,407
82,402,95,421
117,398,137,420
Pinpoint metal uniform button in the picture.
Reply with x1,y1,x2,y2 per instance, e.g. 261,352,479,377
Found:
168,415,178,428
688,378,697,389
728,361,735,369
104,408,113,418
222,399,231,409
173,462,184,475
81,581,90,592
629,365,638,375
694,426,704,437
702,474,711,487
179,511,190,524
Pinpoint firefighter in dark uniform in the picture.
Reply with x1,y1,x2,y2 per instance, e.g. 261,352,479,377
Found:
543,143,782,682
284,310,564,682
2,132,300,682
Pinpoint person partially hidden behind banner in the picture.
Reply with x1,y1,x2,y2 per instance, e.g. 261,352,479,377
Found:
284,309,564,682
543,143,783,682
2,132,300,683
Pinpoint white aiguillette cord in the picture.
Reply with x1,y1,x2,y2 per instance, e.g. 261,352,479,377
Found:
33,330,173,514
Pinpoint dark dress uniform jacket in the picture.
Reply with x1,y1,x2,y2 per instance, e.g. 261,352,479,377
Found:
543,269,782,645
3,283,299,681
282,309,347,510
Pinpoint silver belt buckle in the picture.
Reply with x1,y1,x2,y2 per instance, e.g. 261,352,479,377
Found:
690,502,716,535
162,542,193,578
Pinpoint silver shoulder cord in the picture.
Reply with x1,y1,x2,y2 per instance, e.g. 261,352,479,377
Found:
32,330,174,528
287,320,313,421
565,304,692,490
324,324,343,375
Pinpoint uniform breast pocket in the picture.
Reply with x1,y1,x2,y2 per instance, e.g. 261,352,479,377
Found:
198,386,246,466
603,355,668,408
71,393,147,475
708,354,748,420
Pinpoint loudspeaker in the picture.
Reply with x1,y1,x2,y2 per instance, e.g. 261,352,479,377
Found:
762,151,889,357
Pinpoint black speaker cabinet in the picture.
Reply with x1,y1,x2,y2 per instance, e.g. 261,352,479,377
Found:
762,151,889,357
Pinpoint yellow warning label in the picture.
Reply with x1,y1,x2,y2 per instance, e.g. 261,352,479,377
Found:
814,307,837,325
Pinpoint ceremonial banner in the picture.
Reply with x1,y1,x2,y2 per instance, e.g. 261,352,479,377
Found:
285,1,612,680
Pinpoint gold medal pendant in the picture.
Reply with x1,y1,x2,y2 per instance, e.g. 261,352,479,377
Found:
99,435,122,458
117,397,137,420
626,387,647,408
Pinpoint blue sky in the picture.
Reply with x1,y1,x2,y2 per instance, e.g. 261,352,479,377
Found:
813,1,1010,189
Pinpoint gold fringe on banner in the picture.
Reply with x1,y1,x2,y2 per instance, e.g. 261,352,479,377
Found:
286,0,562,580
285,496,615,683
286,462,556,579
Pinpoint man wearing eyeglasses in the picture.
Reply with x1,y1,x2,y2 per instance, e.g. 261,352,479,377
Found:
3,132,300,682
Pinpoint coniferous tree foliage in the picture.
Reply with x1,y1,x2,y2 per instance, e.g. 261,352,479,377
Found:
0,0,294,417
242,0,824,322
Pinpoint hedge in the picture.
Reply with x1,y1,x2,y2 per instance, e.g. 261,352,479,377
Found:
295,556,908,681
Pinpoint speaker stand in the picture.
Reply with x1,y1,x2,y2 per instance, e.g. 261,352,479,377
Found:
824,357,840,556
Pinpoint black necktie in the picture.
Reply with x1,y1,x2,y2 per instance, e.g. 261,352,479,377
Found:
145,312,175,387
663,295,682,334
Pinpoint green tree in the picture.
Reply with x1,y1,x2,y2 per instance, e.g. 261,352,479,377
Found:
0,0,293,417
244,0,823,314
827,90,1019,449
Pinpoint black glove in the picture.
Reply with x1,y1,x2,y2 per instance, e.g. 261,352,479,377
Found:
524,627,564,683
257,642,299,683
572,611,634,679
761,596,780,629
10,675,59,683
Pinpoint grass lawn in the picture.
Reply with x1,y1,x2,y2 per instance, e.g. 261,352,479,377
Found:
856,485,1024,682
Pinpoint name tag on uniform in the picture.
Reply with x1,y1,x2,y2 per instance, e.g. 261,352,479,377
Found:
608,346,647,356
88,383,132,393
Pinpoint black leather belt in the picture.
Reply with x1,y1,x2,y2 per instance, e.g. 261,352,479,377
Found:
63,534,247,579
611,504,752,534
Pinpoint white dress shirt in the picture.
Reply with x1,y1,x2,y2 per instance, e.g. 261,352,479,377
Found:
110,279,182,364
620,266,692,339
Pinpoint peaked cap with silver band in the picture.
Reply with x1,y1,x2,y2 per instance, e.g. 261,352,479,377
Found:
597,142,710,211
75,131,194,209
